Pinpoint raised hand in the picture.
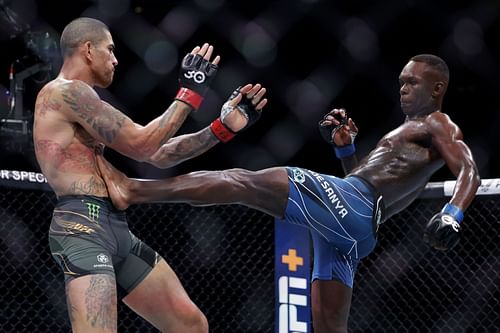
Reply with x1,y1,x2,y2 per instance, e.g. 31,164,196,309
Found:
210,83,267,142
319,108,358,146
176,43,220,110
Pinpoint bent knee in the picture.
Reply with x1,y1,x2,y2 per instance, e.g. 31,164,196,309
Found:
167,301,208,333
181,309,208,333
195,311,209,333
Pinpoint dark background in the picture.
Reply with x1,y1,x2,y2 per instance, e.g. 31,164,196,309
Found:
0,2,499,332
0,0,499,180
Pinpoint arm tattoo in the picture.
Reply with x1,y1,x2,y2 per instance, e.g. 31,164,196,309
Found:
61,82,126,144
84,275,117,330
158,103,191,146
154,127,219,166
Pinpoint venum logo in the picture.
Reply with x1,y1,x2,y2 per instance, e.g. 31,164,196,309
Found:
292,168,305,184
97,253,109,264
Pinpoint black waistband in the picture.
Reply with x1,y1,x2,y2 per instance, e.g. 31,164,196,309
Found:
56,195,118,212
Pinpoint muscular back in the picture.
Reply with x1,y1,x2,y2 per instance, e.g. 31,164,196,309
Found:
34,78,108,197
351,114,448,217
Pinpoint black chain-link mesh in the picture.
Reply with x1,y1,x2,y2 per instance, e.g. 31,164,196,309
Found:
0,187,498,332
0,188,274,333
351,197,500,333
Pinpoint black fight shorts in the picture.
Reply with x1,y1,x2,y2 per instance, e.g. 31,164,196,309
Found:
49,195,161,299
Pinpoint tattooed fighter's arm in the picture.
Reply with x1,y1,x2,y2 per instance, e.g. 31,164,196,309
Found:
148,128,219,168
146,83,268,168
61,80,191,161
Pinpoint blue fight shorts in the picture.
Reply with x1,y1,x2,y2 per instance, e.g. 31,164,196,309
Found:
278,167,384,288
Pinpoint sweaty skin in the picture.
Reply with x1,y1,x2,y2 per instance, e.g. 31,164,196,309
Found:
33,79,260,197
35,17,270,333
96,57,480,333
97,60,479,222
351,61,479,218
352,112,457,218
34,38,221,197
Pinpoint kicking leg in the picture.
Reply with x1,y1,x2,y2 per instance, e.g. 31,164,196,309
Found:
97,154,289,217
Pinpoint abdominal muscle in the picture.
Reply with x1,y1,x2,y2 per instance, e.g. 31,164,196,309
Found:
350,144,444,213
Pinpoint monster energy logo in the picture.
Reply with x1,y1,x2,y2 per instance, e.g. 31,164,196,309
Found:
86,203,101,221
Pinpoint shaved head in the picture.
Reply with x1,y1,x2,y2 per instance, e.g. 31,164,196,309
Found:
410,54,449,82
60,17,110,58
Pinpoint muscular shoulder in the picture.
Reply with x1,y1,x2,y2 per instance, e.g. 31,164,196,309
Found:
35,78,101,119
425,111,463,141
38,78,96,99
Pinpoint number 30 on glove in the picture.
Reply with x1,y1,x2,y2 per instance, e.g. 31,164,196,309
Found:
176,51,218,111
423,203,463,251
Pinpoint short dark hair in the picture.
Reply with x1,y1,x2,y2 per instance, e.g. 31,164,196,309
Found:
60,17,110,58
410,54,449,80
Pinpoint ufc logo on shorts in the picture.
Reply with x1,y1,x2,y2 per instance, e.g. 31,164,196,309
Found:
278,276,309,333
184,70,206,83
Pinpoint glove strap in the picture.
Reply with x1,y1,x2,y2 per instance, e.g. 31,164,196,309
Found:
441,203,464,223
210,118,235,143
334,144,356,159
175,88,203,111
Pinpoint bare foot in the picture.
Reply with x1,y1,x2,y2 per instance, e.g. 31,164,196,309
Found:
96,155,132,210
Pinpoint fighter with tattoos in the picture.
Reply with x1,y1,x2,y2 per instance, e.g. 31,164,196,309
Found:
33,17,267,333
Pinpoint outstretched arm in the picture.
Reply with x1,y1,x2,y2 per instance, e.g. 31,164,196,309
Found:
146,83,268,168
55,43,220,161
319,108,359,174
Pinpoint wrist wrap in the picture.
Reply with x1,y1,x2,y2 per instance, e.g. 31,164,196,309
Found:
441,203,464,223
334,144,356,159
210,118,235,143
175,88,203,111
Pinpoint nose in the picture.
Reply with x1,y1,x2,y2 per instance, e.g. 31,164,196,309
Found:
400,84,408,95
112,54,118,67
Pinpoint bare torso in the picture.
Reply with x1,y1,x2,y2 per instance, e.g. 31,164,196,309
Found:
34,78,107,197
350,117,444,218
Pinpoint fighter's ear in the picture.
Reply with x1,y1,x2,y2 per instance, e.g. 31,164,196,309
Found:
432,81,446,97
83,41,93,62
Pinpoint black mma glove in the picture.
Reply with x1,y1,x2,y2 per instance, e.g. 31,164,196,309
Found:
423,203,463,251
319,110,356,158
175,53,218,111
319,112,348,145
210,87,262,143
